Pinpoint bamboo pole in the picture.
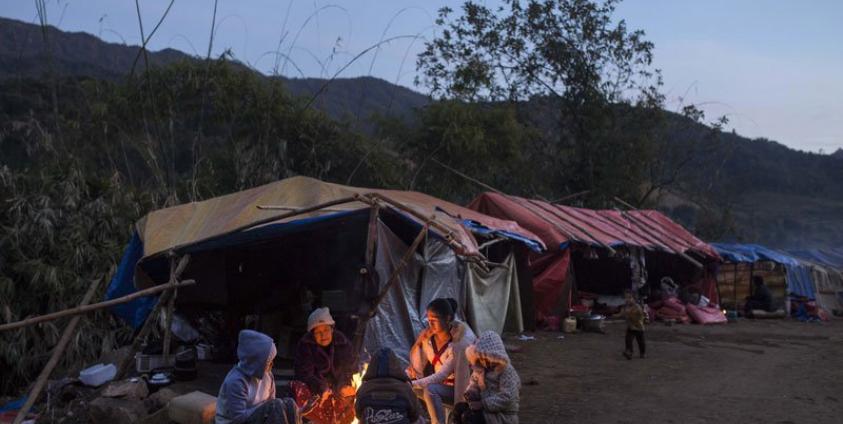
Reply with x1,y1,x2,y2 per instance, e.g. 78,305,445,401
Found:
116,289,173,378
0,280,196,333
351,225,429,361
551,190,590,204
369,225,429,313
365,205,381,270
364,193,467,253
430,158,505,195
13,277,102,424
162,257,177,362
352,205,381,356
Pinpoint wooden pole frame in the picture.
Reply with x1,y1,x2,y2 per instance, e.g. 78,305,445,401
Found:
0,279,196,333
12,277,102,424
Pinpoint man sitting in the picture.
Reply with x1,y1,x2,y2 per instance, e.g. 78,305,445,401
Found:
744,276,773,315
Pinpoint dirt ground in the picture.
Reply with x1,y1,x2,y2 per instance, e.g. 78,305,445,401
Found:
508,319,843,424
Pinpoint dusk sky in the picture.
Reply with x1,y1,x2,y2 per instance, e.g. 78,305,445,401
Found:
2,0,841,153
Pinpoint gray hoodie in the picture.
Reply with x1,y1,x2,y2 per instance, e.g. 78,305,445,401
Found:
215,330,278,424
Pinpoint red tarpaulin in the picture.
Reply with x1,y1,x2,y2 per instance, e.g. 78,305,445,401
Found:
468,192,721,319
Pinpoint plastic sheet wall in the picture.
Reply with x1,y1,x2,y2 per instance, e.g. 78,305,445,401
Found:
465,253,523,334
364,220,464,364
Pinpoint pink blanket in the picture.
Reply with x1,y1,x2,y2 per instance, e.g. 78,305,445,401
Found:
686,304,727,325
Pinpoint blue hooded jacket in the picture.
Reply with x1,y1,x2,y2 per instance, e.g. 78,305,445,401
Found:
216,330,278,424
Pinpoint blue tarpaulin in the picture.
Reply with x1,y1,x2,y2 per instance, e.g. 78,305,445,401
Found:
710,243,800,266
105,232,157,328
712,243,816,299
786,248,843,271
461,219,544,253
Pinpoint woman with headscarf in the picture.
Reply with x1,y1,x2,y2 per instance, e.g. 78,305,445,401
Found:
292,307,357,424
407,298,476,424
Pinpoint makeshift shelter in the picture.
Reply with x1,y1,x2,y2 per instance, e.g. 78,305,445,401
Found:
467,193,721,322
713,243,843,317
786,248,843,315
711,243,800,315
105,177,543,365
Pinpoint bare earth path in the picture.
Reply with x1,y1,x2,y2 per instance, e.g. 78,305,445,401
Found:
508,320,843,424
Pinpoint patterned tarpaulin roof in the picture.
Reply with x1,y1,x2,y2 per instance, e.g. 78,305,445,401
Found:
467,192,720,261
135,176,544,261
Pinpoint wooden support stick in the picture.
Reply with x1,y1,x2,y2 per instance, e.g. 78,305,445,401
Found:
370,225,429,315
13,277,102,424
430,158,505,195
365,193,467,254
352,205,383,357
116,289,173,378
551,190,590,204
365,205,381,270
162,257,177,361
0,280,196,333
352,225,428,357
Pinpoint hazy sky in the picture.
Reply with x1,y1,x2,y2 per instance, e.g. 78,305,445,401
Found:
2,0,841,153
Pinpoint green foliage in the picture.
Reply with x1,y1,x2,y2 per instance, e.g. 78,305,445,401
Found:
416,0,665,206
390,101,534,202
0,59,402,395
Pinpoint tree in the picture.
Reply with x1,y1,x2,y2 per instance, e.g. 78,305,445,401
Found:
417,0,664,205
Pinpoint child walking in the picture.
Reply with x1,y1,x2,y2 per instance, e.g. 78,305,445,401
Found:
453,331,520,424
618,291,646,359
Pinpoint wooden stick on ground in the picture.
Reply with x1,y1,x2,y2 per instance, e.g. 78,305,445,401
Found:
0,279,196,333
12,276,102,424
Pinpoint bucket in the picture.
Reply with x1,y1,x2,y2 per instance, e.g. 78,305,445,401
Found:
563,317,577,333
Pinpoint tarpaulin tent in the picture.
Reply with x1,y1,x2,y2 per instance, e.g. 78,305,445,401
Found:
713,243,843,316
468,192,721,321
712,243,804,313
786,248,843,314
106,176,543,363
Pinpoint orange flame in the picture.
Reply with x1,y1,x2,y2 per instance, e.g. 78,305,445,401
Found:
349,363,368,424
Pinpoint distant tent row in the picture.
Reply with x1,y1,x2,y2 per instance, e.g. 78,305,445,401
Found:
467,192,721,322
106,177,840,369
106,176,544,362
712,243,843,316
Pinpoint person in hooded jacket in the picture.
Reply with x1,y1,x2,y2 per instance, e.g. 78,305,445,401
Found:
407,298,476,424
454,331,520,424
215,329,300,424
355,348,421,424
292,307,357,424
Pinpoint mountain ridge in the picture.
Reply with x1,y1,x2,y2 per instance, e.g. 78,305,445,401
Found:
1,16,840,248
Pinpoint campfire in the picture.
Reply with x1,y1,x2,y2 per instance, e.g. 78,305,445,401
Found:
349,362,368,424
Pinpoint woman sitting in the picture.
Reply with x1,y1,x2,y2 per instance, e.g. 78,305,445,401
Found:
292,307,357,424
407,298,476,424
